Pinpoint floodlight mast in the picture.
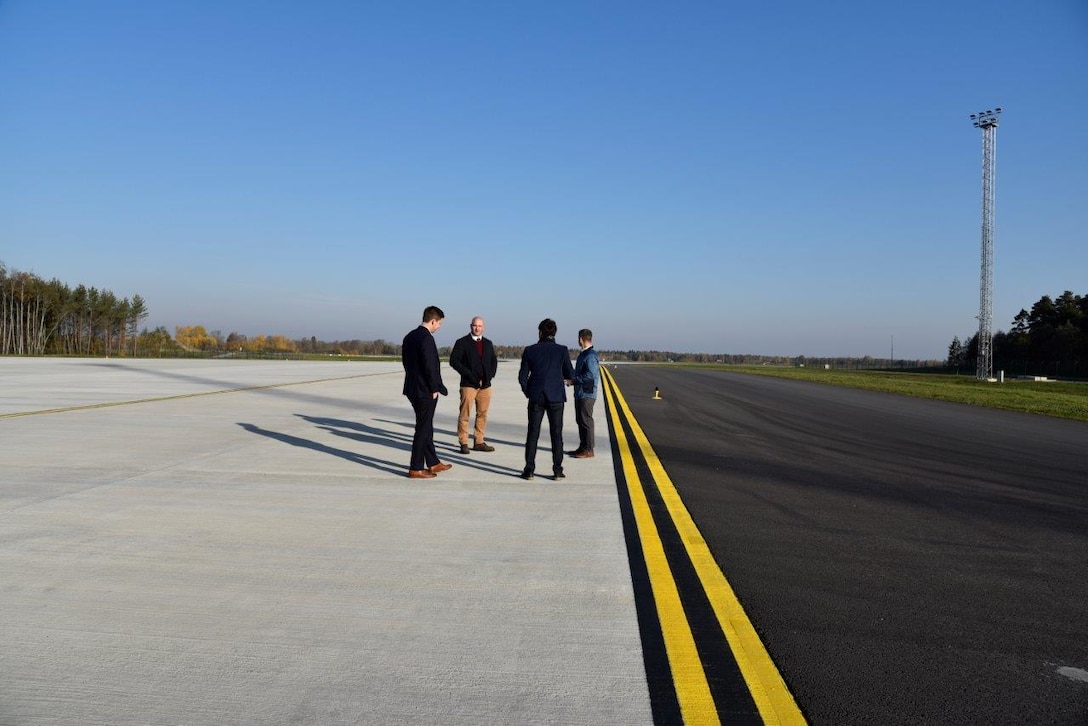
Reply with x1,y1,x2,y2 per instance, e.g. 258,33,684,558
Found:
970,107,1001,381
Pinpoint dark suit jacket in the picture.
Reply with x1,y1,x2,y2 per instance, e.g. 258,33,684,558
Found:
402,325,448,401
518,338,575,404
449,334,498,389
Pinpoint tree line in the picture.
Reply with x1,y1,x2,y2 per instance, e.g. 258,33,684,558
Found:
7,263,1079,375
1,264,150,356
948,290,1087,378
171,326,943,368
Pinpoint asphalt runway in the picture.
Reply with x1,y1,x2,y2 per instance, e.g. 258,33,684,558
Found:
1,358,651,726
608,364,1088,725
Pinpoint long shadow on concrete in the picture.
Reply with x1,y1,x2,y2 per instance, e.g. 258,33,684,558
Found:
304,415,525,479
372,417,531,451
297,414,414,448
237,422,404,476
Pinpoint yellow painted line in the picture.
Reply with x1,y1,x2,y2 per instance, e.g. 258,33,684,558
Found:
0,372,394,419
602,369,720,725
603,367,807,725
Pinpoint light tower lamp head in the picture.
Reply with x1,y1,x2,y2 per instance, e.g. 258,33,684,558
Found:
970,107,1002,128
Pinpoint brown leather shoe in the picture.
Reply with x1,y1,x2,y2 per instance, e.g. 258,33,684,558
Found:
429,462,453,473
472,443,495,452
408,469,437,479
572,450,594,458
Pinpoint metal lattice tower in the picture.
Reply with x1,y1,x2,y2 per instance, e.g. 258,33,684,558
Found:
970,107,1001,381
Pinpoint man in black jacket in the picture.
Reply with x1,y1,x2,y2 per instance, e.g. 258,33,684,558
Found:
517,318,574,481
401,305,450,479
448,316,499,455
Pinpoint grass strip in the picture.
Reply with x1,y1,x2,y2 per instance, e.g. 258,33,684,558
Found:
663,364,1088,423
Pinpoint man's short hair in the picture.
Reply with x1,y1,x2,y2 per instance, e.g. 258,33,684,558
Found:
578,328,593,342
422,305,445,323
538,318,557,339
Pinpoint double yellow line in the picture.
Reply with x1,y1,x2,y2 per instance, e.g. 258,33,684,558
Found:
601,366,806,725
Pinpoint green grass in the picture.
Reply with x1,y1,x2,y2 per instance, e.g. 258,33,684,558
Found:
666,364,1088,423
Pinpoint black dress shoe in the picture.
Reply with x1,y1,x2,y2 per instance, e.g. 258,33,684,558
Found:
553,470,566,480
520,470,534,480
566,449,583,457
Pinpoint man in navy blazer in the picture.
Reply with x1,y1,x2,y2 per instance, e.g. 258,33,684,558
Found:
401,305,450,479
517,318,575,481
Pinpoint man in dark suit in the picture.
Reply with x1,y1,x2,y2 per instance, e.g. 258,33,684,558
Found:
517,318,575,481
448,316,499,455
401,305,451,479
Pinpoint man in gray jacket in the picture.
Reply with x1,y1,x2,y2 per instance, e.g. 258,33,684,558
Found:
568,328,601,459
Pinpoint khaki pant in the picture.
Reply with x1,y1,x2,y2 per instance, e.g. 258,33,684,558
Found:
457,386,493,445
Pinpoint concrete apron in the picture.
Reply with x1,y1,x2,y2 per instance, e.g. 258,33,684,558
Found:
0,358,650,725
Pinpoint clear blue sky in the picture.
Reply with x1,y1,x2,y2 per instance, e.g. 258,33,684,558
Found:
2,1,1085,359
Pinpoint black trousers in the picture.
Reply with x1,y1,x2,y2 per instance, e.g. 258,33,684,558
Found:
525,399,564,474
408,395,439,471
574,396,596,452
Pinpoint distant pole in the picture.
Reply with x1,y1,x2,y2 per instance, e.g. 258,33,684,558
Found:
970,107,1002,381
